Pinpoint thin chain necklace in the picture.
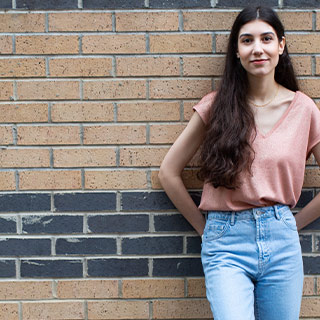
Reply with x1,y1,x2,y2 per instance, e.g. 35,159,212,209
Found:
249,84,279,108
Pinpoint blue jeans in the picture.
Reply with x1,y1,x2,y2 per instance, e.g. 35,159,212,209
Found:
201,204,303,320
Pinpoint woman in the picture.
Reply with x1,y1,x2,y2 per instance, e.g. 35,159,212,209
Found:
159,6,320,320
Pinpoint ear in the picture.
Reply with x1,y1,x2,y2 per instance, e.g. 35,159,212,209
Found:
279,36,285,55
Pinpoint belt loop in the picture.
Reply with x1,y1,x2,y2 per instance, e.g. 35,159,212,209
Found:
230,212,235,226
274,205,281,220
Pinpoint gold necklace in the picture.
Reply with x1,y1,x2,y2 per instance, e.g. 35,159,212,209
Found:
249,84,279,108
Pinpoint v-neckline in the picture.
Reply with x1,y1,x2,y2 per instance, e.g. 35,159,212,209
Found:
256,91,299,139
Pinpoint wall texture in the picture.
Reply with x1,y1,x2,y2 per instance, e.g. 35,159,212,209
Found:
0,0,319,319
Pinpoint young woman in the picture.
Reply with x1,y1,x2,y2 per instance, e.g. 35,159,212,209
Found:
159,6,320,320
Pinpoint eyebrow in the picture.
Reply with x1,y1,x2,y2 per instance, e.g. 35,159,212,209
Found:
239,31,275,38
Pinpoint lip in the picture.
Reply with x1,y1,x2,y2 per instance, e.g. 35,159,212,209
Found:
250,59,269,65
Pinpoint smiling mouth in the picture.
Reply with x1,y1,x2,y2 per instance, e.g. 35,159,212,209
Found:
251,59,268,63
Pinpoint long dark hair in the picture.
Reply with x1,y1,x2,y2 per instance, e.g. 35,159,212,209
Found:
198,6,299,189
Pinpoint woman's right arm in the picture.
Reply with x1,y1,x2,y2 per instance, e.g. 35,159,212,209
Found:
158,111,206,236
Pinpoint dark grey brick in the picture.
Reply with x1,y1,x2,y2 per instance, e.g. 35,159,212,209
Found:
0,260,15,278
83,0,145,8
88,214,149,233
149,0,211,8
88,258,148,277
315,235,320,252
122,236,183,255
16,0,78,9
21,259,83,278
187,236,202,254
0,239,51,256
154,214,193,232
0,0,11,8
54,193,116,212
56,238,116,255
0,217,16,233
301,217,320,231
153,258,203,276
296,190,314,208
216,0,277,7
0,194,51,212
303,256,320,274
22,215,83,234
299,234,312,253
283,0,320,7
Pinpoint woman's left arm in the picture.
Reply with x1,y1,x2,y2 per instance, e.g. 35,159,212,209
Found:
295,142,320,231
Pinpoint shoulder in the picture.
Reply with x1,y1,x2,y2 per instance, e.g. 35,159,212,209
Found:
192,91,216,125
295,91,318,109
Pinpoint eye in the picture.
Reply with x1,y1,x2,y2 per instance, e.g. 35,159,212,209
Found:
263,35,273,42
241,38,252,44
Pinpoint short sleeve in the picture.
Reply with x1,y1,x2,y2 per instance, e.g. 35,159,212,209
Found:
192,91,216,125
307,101,320,154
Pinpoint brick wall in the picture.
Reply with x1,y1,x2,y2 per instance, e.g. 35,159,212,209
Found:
0,0,319,319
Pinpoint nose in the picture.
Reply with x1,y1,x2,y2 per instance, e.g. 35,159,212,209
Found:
252,40,263,55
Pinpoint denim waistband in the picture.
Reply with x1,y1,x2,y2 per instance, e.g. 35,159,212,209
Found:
207,204,289,221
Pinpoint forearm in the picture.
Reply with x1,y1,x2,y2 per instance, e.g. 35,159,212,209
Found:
295,192,320,231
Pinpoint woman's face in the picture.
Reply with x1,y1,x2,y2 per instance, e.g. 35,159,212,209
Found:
237,19,285,79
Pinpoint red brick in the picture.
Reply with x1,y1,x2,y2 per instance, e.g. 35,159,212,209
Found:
0,36,13,54
49,57,113,77
17,80,79,101
0,81,13,100
183,55,225,76
82,34,145,54
116,11,179,31
49,12,112,31
17,126,80,145
53,148,116,167
0,13,45,32
16,35,79,54
83,80,146,100
116,56,180,76
83,125,146,145
150,124,186,144
149,79,212,99
0,303,18,320
51,102,114,122
0,172,15,190
19,170,81,190
117,101,180,122
0,126,13,145
0,58,45,77
150,33,212,53
0,103,48,123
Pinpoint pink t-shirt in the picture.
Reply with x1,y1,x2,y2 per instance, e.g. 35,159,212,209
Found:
193,91,320,211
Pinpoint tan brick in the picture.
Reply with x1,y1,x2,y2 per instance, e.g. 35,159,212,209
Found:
51,102,113,122
291,56,312,76
183,55,225,76
183,100,199,121
49,12,112,31
82,34,145,54
0,126,13,145
304,168,320,187
49,57,113,77
85,170,147,189
83,80,146,100
120,147,169,167
149,79,212,99
116,11,179,31
216,33,230,53
150,124,186,144
117,101,180,122
0,149,50,168
0,36,13,54
0,281,52,299
19,170,81,190
278,11,313,30
0,303,18,320
187,278,206,297
83,125,146,145
0,58,45,77
56,280,118,299
122,279,184,299
17,80,79,100
315,12,320,30
183,11,238,31
23,301,84,320
317,277,320,294
16,35,79,54
150,33,212,53
0,103,48,123
300,297,320,317
117,56,180,76
0,13,45,32
0,172,15,190
298,78,320,99
153,299,211,319
88,300,149,319
314,57,320,75
17,126,80,145
0,81,13,100
303,277,315,296
53,148,116,167
286,34,320,53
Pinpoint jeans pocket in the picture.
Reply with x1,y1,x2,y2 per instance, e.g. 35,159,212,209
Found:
280,209,297,231
203,217,230,241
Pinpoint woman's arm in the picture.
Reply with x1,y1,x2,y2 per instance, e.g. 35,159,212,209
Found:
295,142,320,230
159,112,206,236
